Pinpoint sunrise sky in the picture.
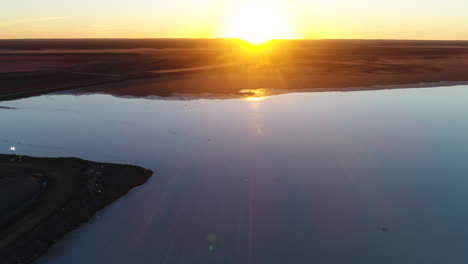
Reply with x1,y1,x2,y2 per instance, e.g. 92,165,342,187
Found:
2,0,468,40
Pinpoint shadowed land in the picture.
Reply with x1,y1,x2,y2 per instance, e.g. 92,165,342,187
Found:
1,39,468,101
0,155,153,264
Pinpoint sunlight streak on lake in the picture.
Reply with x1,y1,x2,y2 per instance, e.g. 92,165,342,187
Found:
2,85,468,264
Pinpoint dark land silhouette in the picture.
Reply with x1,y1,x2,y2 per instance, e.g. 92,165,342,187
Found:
1,39,468,101
0,155,153,264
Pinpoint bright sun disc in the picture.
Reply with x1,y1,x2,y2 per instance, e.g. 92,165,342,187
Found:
223,1,292,45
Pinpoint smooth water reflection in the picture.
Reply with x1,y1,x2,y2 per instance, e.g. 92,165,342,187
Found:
2,86,468,263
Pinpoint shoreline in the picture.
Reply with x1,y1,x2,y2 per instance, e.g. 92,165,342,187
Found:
2,68,468,102
56,71,468,101
123,80,468,101
0,65,239,102
2,39,468,101
0,155,153,264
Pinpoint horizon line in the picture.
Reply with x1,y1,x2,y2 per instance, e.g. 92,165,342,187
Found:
1,37,468,42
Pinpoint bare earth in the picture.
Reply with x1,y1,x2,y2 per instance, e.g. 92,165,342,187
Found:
0,155,153,264
1,39,468,100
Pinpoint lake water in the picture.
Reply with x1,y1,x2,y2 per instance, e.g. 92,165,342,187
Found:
2,86,468,264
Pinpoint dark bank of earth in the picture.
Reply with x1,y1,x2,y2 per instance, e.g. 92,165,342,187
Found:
0,154,153,264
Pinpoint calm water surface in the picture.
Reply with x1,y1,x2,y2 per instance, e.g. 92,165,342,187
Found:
2,86,468,264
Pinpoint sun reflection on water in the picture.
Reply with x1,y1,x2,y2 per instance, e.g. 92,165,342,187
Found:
246,96,266,101
239,88,268,101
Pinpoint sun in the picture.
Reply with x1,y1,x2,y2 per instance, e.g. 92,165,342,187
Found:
222,1,293,45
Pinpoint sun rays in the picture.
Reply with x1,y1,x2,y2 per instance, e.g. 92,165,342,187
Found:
221,0,293,45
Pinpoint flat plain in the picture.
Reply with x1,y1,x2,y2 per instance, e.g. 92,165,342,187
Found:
2,39,468,100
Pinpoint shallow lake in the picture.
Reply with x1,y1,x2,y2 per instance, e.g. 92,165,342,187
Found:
2,85,468,264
